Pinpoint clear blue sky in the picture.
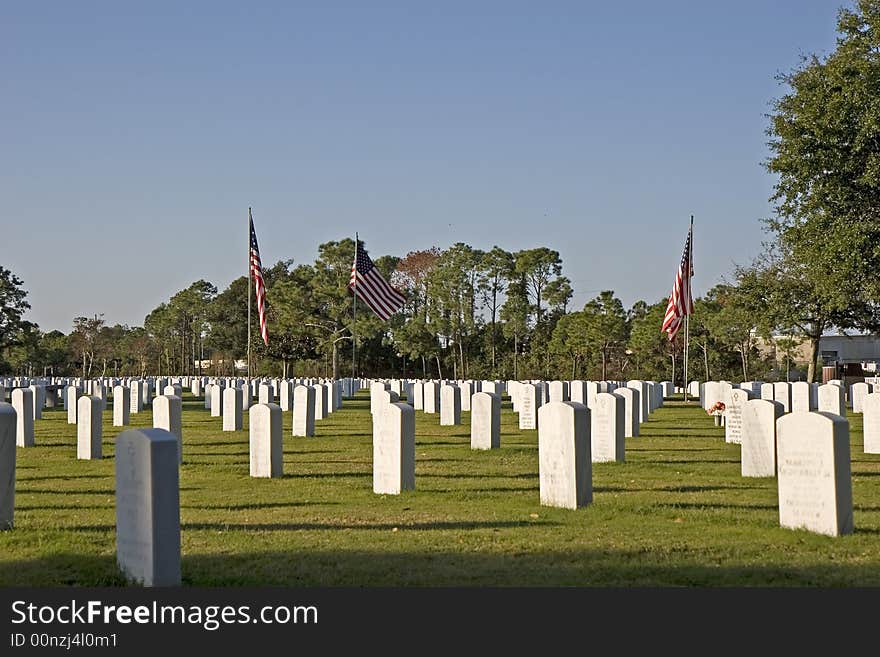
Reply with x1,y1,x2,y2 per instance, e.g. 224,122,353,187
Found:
1,1,846,333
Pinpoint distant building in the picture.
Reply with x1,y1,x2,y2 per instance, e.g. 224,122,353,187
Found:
756,332,880,383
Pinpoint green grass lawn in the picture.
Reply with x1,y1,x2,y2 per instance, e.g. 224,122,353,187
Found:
2,393,879,586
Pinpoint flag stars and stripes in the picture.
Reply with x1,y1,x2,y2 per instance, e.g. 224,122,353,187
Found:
250,214,269,345
349,239,406,321
661,224,694,342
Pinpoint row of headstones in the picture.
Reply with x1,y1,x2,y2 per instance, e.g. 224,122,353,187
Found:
509,380,663,440
693,379,878,414
370,395,855,538
206,382,343,436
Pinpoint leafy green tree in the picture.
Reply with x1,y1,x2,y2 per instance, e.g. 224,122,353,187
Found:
68,314,106,378
627,299,677,382
0,266,31,354
549,311,591,379
477,247,513,374
581,291,627,381
763,0,880,380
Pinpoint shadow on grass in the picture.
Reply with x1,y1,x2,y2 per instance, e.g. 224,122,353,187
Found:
18,474,113,482
181,501,341,511
657,502,778,511
3,548,880,587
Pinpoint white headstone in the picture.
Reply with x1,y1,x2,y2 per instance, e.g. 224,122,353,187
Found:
773,382,792,413
790,381,811,413
776,411,853,536
470,391,500,450
537,401,591,509
741,399,783,478
440,384,461,426
11,388,34,448
423,382,440,414
66,385,81,424
28,384,44,420
818,383,846,416
113,385,130,427
862,392,880,454
152,395,183,464
549,381,569,403
612,387,639,438
115,427,181,586
724,388,751,444
569,381,587,405
372,402,415,494
313,384,328,420
518,383,539,430
760,383,774,401
703,381,722,412
222,387,243,431
411,381,424,411
0,403,15,529
851,382,870,413
258,383,272,406
292,385,316,437
76,395,102,459
591,392,625,463
210,384,223,417
459,381,473,412
249,403,283,478
278,380,293,412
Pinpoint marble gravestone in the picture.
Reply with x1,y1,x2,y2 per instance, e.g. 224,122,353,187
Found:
115,428,181,586
11,388,34,447
67,385,81,424
613,387,639,438
790,381,812,413
590,392,625,463
772,382,792,414
862,392,880,454
423,382,440,414
113,385,130,427
818,383,846,417
292,384,316,437
439,384,461,426
411,381,424,411
313,384,328,420
76,395,103,460
724,388,750,444
518,383,539,430
249,403,283,478
851,382,870,413
776,411,853,536
0,403,15,529
372,402,415,495
222,387,243,432
210,384,224,417
537,401,591,509
470,391,500,450
153,395,183,465
459,381,473,412
741,398,783,477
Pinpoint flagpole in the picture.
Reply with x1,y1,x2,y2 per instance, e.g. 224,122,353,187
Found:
247,207,252,382
352,232,358,381
683,214,693,403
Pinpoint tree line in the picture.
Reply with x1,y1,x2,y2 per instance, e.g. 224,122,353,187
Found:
4,2,880,385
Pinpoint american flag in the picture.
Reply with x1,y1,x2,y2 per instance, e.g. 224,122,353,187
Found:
349,238,406,321
249,211,268,345
661,222,694,341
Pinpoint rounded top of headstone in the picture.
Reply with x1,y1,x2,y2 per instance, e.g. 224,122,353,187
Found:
777,410,848,431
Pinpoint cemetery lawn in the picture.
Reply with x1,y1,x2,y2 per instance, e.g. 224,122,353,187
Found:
2,394,880,587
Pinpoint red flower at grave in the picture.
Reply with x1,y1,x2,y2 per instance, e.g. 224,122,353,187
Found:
707,401,726,415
